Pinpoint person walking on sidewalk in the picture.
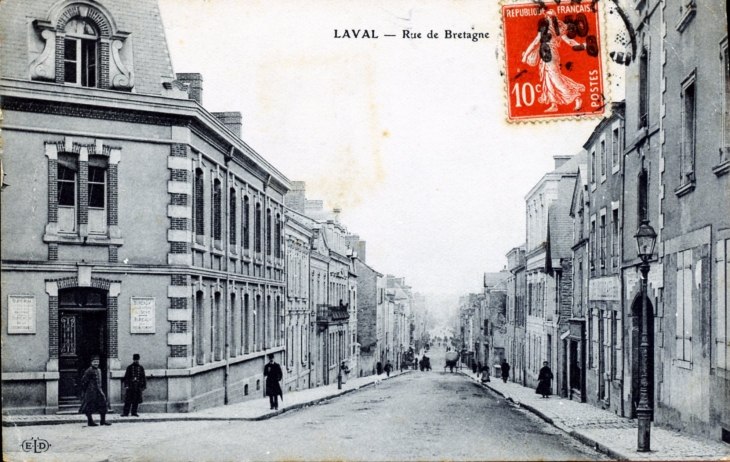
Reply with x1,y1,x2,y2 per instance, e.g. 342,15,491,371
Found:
384,360,392,377
122,353,146,417
264,353,283,410
376,361,383,375
501,359,511,383
536,361,553,398
78,355,111,426
480,363,490,383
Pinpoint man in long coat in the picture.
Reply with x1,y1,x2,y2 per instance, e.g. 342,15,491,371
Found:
263,353,283,410
122,353,146,417
78,355,110,426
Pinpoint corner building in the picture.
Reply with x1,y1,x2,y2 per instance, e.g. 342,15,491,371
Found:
0,0,289,414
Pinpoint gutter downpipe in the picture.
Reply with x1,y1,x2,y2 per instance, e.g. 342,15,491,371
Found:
224,147,233,405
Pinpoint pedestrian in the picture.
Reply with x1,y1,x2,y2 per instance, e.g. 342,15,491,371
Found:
480,364,490,383
501,359,511,383
476,360,482,378
471,360,478,374
414,358,419,370
78,355,110,426
122,353,146,417
536,361,554,398
263,353,283,410
376,361,383,375
384,360,392,377
340,361,350,384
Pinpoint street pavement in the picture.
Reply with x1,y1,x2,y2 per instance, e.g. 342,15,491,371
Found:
459,367,730,461
3,358,605,461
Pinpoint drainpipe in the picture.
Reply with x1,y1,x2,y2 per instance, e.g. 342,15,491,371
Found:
224,148,233,405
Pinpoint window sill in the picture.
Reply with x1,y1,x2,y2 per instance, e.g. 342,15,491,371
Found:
675,0,696,32
674,359,693,370
612,164,620,174
712,160,730,177
674,181,696,197
44,233,123,246
191,242,207,252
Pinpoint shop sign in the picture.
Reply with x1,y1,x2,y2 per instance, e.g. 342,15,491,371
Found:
8,295,36,334
131,297,155,334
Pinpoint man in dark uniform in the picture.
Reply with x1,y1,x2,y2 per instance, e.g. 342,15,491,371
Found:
122,353,146,417
78,355,110,426
263,353,283,410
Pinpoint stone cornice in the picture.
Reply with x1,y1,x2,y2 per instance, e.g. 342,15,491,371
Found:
0,78,290,194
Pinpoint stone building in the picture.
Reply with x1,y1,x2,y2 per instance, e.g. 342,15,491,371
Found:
524,155,580,390
283,208,312,391
618,0,729,441
1,0,289,413
582,104,626,413
506,245,527,385
354,258,382,377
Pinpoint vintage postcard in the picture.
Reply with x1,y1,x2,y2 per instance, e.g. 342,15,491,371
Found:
1,0,728,461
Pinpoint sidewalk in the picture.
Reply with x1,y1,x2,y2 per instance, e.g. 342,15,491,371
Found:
460,369,730,461
2,370,409,428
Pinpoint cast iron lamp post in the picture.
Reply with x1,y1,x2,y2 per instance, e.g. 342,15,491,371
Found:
635,219,657,452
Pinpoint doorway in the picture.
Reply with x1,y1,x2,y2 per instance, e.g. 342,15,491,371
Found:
58,288,108,406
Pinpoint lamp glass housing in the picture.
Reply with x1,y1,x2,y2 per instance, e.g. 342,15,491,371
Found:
635,220,657,259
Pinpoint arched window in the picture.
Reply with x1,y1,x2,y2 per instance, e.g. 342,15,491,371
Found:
229,188,236,245
255,203,262,253
242,196,250,250
64,17,99,87
194,169,204,238
275,213,282,258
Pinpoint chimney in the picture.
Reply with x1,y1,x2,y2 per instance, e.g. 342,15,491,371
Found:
212,112,242,138
332,207,341,222
553,155,572,169
176,73,203,105
284,181,307,214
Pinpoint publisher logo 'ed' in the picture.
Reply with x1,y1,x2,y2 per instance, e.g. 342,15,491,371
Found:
21,438,51,453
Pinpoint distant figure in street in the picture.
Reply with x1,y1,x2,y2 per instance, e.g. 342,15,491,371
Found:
472,360,478,374
480,364,490,383
264,354,283,410
536,361,554,398
384,360,393,377
476,361,483,378
414,358,419,370
122,353,146,417
376,361,383,375
78,355,110,426
340,361,350,384
501,360,511,383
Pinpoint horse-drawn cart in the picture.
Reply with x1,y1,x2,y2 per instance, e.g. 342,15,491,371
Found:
444,351,459,373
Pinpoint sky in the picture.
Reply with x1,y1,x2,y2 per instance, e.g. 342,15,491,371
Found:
158,0,624,300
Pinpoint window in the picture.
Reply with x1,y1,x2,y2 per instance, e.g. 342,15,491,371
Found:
590,149,596,184
255,203,262,253
266,209,272,256
721,38,730,165
638,168,648,222
243,196,250,250
600,139,606,179
229,189,236,246
716,238,730,371
611,126,621,169
590,217,596,273
680,72,697,184
64,18,98,87
639,48,648,128
275,213,282,258
212,179,222,245
194,169,204,238
195,291,204,365
613,311,622,379
87,162,106,234
57,159,77,233
243,293,250,354
600,212,607,272
676,250,693,363
611,209,619,271
591,310,599,369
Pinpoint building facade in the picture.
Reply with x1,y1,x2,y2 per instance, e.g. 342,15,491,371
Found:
1,0,289,414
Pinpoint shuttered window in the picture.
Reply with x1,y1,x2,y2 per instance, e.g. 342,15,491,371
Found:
676,250,693,363
716,239,730,370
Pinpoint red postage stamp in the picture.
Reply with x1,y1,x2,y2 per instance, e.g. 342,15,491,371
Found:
502,0,606,122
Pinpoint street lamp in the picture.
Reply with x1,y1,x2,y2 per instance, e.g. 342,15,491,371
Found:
634,219,657,452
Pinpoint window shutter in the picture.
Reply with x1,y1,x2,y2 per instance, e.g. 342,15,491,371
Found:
683,250,693,362
717,239,729,370
676,252,685,360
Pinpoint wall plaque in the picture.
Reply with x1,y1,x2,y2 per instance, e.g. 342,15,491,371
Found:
130,297,155,334
8,295,36,334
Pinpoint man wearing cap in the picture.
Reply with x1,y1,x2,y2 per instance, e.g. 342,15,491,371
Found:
263,353,283,410
78,356,111,426
122,354,147,417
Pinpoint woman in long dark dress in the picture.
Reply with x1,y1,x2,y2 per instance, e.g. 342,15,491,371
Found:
536,361,554,398
78,356,110,426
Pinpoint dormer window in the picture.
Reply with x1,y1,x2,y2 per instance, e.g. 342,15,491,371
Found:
64,18,98,87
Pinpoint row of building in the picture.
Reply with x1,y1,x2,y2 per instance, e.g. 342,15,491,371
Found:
459,0,729,443
0,0,428,415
